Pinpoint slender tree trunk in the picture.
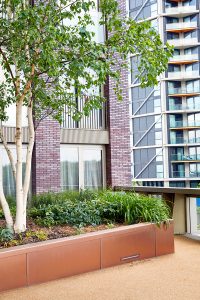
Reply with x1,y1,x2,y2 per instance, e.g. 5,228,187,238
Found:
14,99,25,233
0,156,13,230
23,98,35,210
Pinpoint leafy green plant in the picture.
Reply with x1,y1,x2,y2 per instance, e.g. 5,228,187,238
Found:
28,190,170,228
0,228,14,242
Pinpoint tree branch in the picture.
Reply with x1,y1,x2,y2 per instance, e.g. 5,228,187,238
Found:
0,47,17,91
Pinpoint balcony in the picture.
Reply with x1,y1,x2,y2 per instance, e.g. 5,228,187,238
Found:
171,171,185,178
189,171,200,178
170,120,200,129
166,22,197,33
169,54,199,64
171,171,200,178
168,38,198,48
165,5,198,16
168,104,200,111
62,97,106,130
168,87,200,97
169,137,200,144
167,70,199,80
171,154,200,162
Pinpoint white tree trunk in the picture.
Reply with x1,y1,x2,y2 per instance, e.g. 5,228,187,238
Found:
23,99,35,210
0,156,13,230
14,99,25,233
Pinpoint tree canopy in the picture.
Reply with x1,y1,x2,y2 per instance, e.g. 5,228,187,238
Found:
0,0,173,233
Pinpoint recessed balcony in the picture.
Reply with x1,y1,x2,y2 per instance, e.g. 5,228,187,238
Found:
169,54,199,64
166,22,197,33
171,154,200,162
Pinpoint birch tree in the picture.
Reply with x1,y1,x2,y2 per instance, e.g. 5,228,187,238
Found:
0,0,173,233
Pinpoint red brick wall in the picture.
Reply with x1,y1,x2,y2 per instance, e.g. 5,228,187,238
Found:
106,0,132,187
32,118,61,194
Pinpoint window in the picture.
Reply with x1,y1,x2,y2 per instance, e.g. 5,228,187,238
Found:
173,49,180,56
183,0,196,7
186,80,200,93
169,182,185,187
184,30,197,39
166,17,179,24
168,64,181,73
190,163,200,177
60,145,105,190
184,47,198,55
0,145,27,196
185,62,199,72
156,148,163,162
167,32,179,40
156,164,163,178
165,0,177,9
155,131,162,145
187,113,200,126
188,130,200,143
187,96,200,110
129,0,157,20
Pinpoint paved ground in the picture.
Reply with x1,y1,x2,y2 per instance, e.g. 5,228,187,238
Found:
1,236,200,300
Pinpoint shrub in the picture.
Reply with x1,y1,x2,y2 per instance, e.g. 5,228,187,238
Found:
28,190,170,228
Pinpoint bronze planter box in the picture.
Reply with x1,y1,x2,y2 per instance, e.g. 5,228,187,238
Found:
0,221,174,292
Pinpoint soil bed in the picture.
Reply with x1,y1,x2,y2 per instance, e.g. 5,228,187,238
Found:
0,219,121,249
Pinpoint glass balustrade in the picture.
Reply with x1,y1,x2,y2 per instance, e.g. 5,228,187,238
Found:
168,87,200,95
172,171,185,178
189,172,200,178
171,154,200,161
165,6,197,15
168,104,200,111
170,137,200,144
166,22,197,31
170,120,200,128
169,54,198,63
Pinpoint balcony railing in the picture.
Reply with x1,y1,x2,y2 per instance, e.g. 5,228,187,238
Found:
171,171,200,178
171,171,185,178
62,96,106,130
168,87,200,95
168,38,198,48
169,54,199,63
170,120,200,128
166,21,197,31
165,6,197,15
171,154,200,161
167,70,199,79
189,171,200,178
170,137,200,144
168,104,200,111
